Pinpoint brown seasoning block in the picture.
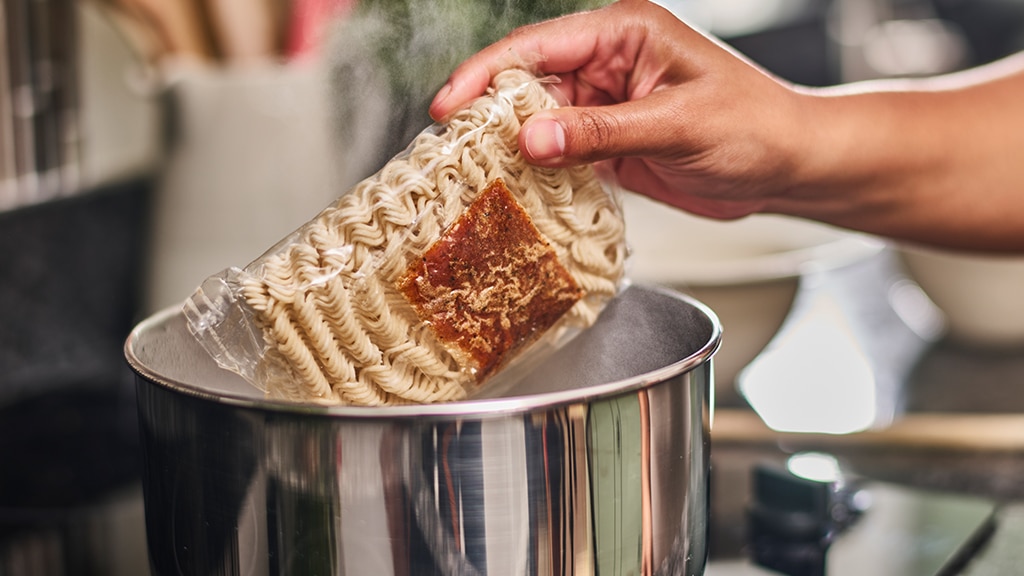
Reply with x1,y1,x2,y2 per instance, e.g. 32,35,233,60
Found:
397,178,583,380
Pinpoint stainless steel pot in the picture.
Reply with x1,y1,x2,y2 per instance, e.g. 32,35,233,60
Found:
124,284,721,576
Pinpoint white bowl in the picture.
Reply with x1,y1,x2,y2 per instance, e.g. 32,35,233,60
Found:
898,245,1024,347
622,192,883,404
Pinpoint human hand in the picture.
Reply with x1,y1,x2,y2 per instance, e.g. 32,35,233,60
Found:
429,0,813,220
431,0,1024,250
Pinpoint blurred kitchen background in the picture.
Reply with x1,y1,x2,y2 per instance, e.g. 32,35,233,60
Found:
2,0,1024,574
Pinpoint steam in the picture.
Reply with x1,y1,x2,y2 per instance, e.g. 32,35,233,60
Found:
323,0,606,188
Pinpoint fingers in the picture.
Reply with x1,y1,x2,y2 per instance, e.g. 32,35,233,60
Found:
429,4,627,121
519,90,682,167
428,56,501,121
428,33,591,120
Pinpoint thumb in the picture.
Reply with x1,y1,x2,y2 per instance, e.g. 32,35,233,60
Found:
519,104,654,167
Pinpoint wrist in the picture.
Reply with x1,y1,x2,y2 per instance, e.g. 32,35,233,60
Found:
768,88,941,236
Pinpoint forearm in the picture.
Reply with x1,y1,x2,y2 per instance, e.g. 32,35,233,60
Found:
776,54,1024,252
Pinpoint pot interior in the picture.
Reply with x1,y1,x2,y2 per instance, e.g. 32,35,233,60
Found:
126,284,721,413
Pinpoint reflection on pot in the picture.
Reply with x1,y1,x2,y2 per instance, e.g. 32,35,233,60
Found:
128,285,719,576
137,385,710,575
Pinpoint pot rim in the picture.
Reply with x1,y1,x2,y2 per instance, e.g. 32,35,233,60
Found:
124,285,721,419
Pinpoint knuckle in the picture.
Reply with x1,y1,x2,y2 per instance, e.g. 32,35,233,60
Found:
574,109,616,157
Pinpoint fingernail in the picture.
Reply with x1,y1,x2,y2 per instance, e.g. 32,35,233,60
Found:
523,116,565,161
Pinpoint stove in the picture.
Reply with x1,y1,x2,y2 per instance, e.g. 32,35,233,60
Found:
705,249,1024,576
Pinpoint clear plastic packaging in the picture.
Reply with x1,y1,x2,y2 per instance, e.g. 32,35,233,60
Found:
184,68,626,406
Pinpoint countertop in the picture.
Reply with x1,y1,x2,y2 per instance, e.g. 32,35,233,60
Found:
706,248,1024,575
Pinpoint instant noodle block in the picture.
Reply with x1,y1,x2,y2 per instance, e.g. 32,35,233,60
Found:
184,69,626,406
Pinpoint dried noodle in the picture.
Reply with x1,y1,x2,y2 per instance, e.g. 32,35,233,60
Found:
186,68,626,405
